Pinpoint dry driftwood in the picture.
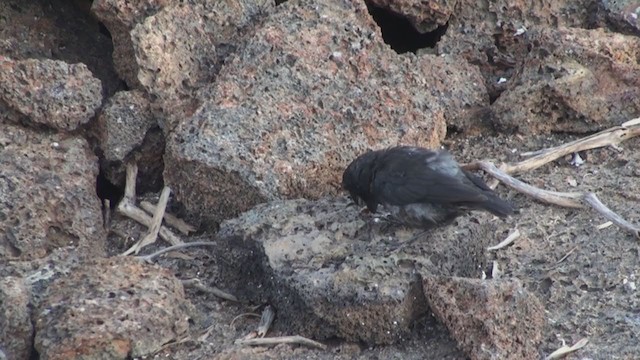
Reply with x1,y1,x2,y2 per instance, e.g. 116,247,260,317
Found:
464,118,640,239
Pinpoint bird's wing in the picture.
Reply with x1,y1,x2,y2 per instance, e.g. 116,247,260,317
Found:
371,150,489,205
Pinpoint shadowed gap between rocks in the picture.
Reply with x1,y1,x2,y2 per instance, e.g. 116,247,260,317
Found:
365,1,448,54
96,172,124,210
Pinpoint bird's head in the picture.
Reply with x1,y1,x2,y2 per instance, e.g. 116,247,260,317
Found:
342,150,378,210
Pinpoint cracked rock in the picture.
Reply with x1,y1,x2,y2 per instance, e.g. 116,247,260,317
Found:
34,256,193,360
0,58,103,131
423,276,546,360
0,124,106,260
216,196,501,344
165,0,486,227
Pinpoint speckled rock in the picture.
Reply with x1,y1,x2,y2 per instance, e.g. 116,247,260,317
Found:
0,58,103,131
0,0,121,96
91,0,170,88
423,276,546,360
34,256,193,360
0,124,106,260
131,0,275,121
490,27,640,134
216,196,503,344
0,247,86,359
165,0,487,227
434,0,599,115
0,276,32,360
92,90,164,192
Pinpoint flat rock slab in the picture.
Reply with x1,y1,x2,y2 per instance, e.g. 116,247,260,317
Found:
423,276,546,360
217,196,504,344
165,0,486,226
0,58,103,131
0,124,106,260
34,256,193,360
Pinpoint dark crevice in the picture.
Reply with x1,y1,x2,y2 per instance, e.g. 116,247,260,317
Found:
98,22,112,40
446,124,463,136
275,0,288,5
365,1,448,54
489,91,503,105
96,172,124,210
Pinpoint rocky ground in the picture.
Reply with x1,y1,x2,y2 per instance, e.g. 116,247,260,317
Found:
1,0,640,359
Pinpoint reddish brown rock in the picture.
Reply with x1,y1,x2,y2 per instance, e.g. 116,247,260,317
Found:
34,256,193,360
165,0,486,226
423,276,546,360
131,0,275,117
0,124,106,260
437,0,595,82
0,58,102,131
91,0,170,88
0,276,32,360
489,27,640,134
0,0,121,96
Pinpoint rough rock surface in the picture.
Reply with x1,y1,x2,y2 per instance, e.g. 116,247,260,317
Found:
91,0,170,88
0,247,87,360
598,0,640,34
0,276,32,360
373,0,640,133
92,89,164,191
435,0,597,101
216,196,505,344
490,27,640,134
423,276,546,360
0,124,106,260
34,256,193,360
131,0,275,116
165,0,487,227
0,58,103,131
4,0,640,358
0,0,121,97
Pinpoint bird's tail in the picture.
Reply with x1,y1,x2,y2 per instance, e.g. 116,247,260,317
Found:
479,192,515,218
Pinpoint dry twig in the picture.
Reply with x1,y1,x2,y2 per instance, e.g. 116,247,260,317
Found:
137,241,218,262
487,229,521,251
257,305,276,337
123,186,172,255
181,278,239,302
103,199,111,229
507,117,640,175
230,313,261,327
464,118,640,238
140,200,196,235
545,338,589,359
117,163,183,254
466,161,640,238
234,335,327,350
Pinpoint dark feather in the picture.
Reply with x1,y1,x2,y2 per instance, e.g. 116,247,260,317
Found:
342,146,515,228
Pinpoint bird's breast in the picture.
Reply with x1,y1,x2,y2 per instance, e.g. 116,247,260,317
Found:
383,203,461,228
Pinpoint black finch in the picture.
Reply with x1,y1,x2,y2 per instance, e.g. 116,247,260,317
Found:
342,146,515,228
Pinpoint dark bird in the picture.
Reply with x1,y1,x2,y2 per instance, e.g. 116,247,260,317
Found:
342,146,515,228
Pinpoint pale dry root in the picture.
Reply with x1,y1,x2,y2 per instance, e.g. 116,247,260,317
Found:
463,118,640,239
